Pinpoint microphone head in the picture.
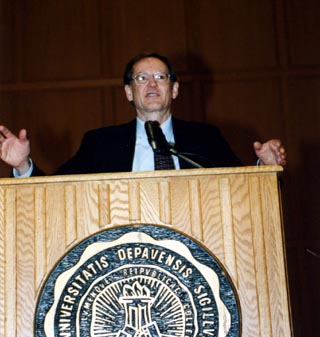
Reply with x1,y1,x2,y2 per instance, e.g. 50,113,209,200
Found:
144,121,171,154
144,121,159,151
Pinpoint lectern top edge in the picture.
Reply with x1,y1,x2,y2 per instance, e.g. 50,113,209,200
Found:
0,165,283,186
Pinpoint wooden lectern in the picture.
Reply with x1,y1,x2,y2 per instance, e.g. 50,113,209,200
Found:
0,167,292,336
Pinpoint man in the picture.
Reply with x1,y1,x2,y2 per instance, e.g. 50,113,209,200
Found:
0,53,286,176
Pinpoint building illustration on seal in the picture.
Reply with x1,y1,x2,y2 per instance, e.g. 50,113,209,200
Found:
117,282,161,337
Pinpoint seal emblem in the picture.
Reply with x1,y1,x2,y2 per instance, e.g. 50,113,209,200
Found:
35,225,240,337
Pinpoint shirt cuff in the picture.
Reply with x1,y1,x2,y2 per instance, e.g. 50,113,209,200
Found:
13,158,33,178
256,159,264,166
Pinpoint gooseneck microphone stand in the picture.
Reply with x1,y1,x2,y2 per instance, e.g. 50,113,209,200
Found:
168,146,203,168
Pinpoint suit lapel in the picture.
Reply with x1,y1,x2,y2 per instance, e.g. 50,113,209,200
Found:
172,118,190,169
116,119,136,172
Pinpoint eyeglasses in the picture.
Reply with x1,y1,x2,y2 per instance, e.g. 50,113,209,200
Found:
131,72,171,85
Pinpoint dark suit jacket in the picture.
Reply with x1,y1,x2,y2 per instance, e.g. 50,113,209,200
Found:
33,118,241,176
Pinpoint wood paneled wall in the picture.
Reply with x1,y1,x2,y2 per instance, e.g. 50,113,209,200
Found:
0,1,319,335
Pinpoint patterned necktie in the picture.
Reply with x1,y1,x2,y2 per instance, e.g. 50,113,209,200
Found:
154,151,175,170
145,121,175,170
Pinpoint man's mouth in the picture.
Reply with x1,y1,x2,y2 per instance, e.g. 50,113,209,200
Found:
146,92,159,97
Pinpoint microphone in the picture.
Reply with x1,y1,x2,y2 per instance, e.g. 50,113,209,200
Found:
144,121,158,152
144,120,204,168
144,121,170,155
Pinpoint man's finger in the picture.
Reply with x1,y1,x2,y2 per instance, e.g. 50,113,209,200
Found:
253,141,263,151
18,129,27,140
0,125,13,138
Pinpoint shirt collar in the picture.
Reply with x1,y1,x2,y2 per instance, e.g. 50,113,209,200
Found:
136,115,175,144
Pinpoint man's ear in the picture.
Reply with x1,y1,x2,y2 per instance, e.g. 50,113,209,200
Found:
172,82,179,99
124,85,133,102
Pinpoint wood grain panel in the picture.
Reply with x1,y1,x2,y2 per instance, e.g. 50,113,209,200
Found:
35,187,46,289
170,82,200,121
0,188,4,336
158,181,172,225
285,78,320,240
261,175,290,337
100,0,187,78
21,0,102,81
79,182,101,236
205,79,283,165
219,177,237,283
286,0,320,66
188,179,204,241
64,185,77,245
0,0,15,83
109,180,130,225
199,176,224,260
231,175,259,336
16,187,35,336
0,93,16,178
98,182,111,226
136,179,159,224
4,188,17,337
185,0,278,70
128,180,141,222
103,86,141,125
170,177,192,234
249,177,272,336
45,184,67,270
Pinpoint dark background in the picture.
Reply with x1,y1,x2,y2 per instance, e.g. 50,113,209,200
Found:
0,1,319,336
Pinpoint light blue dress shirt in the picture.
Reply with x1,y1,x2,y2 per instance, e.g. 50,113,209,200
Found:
132,115,180,171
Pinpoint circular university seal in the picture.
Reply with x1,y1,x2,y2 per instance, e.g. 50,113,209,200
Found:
35,225,241,337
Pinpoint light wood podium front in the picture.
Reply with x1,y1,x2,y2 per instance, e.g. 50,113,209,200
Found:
0,167,292,337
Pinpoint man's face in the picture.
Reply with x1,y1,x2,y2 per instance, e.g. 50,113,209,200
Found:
124,57,179,124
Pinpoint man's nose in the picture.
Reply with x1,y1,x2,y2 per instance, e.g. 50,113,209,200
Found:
148,75,158,87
